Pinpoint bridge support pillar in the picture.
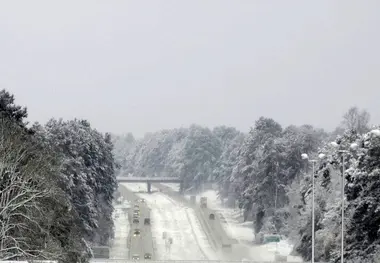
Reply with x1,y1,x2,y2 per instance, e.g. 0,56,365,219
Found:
147,182,152,193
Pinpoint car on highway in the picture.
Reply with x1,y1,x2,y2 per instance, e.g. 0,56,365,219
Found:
144,253,152,260
133,229,141,237
133,217,139,224
131,254,140,260
144,218,150,225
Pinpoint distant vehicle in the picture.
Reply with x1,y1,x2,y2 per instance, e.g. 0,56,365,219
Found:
200,197,207,208
144,253,152,259
133,218,139,224
144,218,151,225
133,229,141,237
263,234,281,244
131,254,140,260
209,213,215,220
134,204,139,208
138,198,146,203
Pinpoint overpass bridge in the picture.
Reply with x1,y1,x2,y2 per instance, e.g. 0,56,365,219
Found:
116,176,183,193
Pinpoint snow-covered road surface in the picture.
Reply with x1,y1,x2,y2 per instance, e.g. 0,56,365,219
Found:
190,190,302,262
121,183,217,260
109,198,130,258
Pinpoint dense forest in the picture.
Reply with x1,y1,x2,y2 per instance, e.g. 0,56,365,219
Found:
0,90,117,262
1,87,379,263
113,107,380,263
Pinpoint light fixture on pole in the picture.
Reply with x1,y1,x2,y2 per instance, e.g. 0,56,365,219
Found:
330,141,356,263
301,153,317,263
338,149,348,263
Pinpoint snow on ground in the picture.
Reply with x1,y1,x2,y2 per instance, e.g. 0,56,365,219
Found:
162,193,217,260
191,189,302,261
121,184,302,261
122,183,216,260
109,199,130,259
187,190,254,242
122,182,149,193
137,192,215,260
160,183,180,192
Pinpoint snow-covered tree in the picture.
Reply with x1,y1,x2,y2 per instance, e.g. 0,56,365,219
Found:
166,125,222,189
111,133,135,174
42,119,117,247
341,106,371,134
0,89,28,128
0,91,93,262
293,127,380,262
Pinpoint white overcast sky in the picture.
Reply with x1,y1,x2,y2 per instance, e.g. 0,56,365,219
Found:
1,1,379,136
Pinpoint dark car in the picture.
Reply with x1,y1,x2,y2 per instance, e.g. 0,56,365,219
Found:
144,218,151,225
133,218,139,224
133,229,141,237
144,253,152,259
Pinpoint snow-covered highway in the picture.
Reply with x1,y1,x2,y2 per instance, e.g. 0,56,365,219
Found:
115,183,304,262
109,201,130,259
121,183,217,260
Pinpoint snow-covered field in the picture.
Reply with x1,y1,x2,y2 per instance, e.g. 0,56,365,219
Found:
121,183,217,260
109,199,130,259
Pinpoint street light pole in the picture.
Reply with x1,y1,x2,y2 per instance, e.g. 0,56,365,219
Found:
301,153,317,263
311,160,316,263
330,143,356,263
340,153,346,263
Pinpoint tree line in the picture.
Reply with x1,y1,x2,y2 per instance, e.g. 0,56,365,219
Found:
113,106,379,262
0,90,117,262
